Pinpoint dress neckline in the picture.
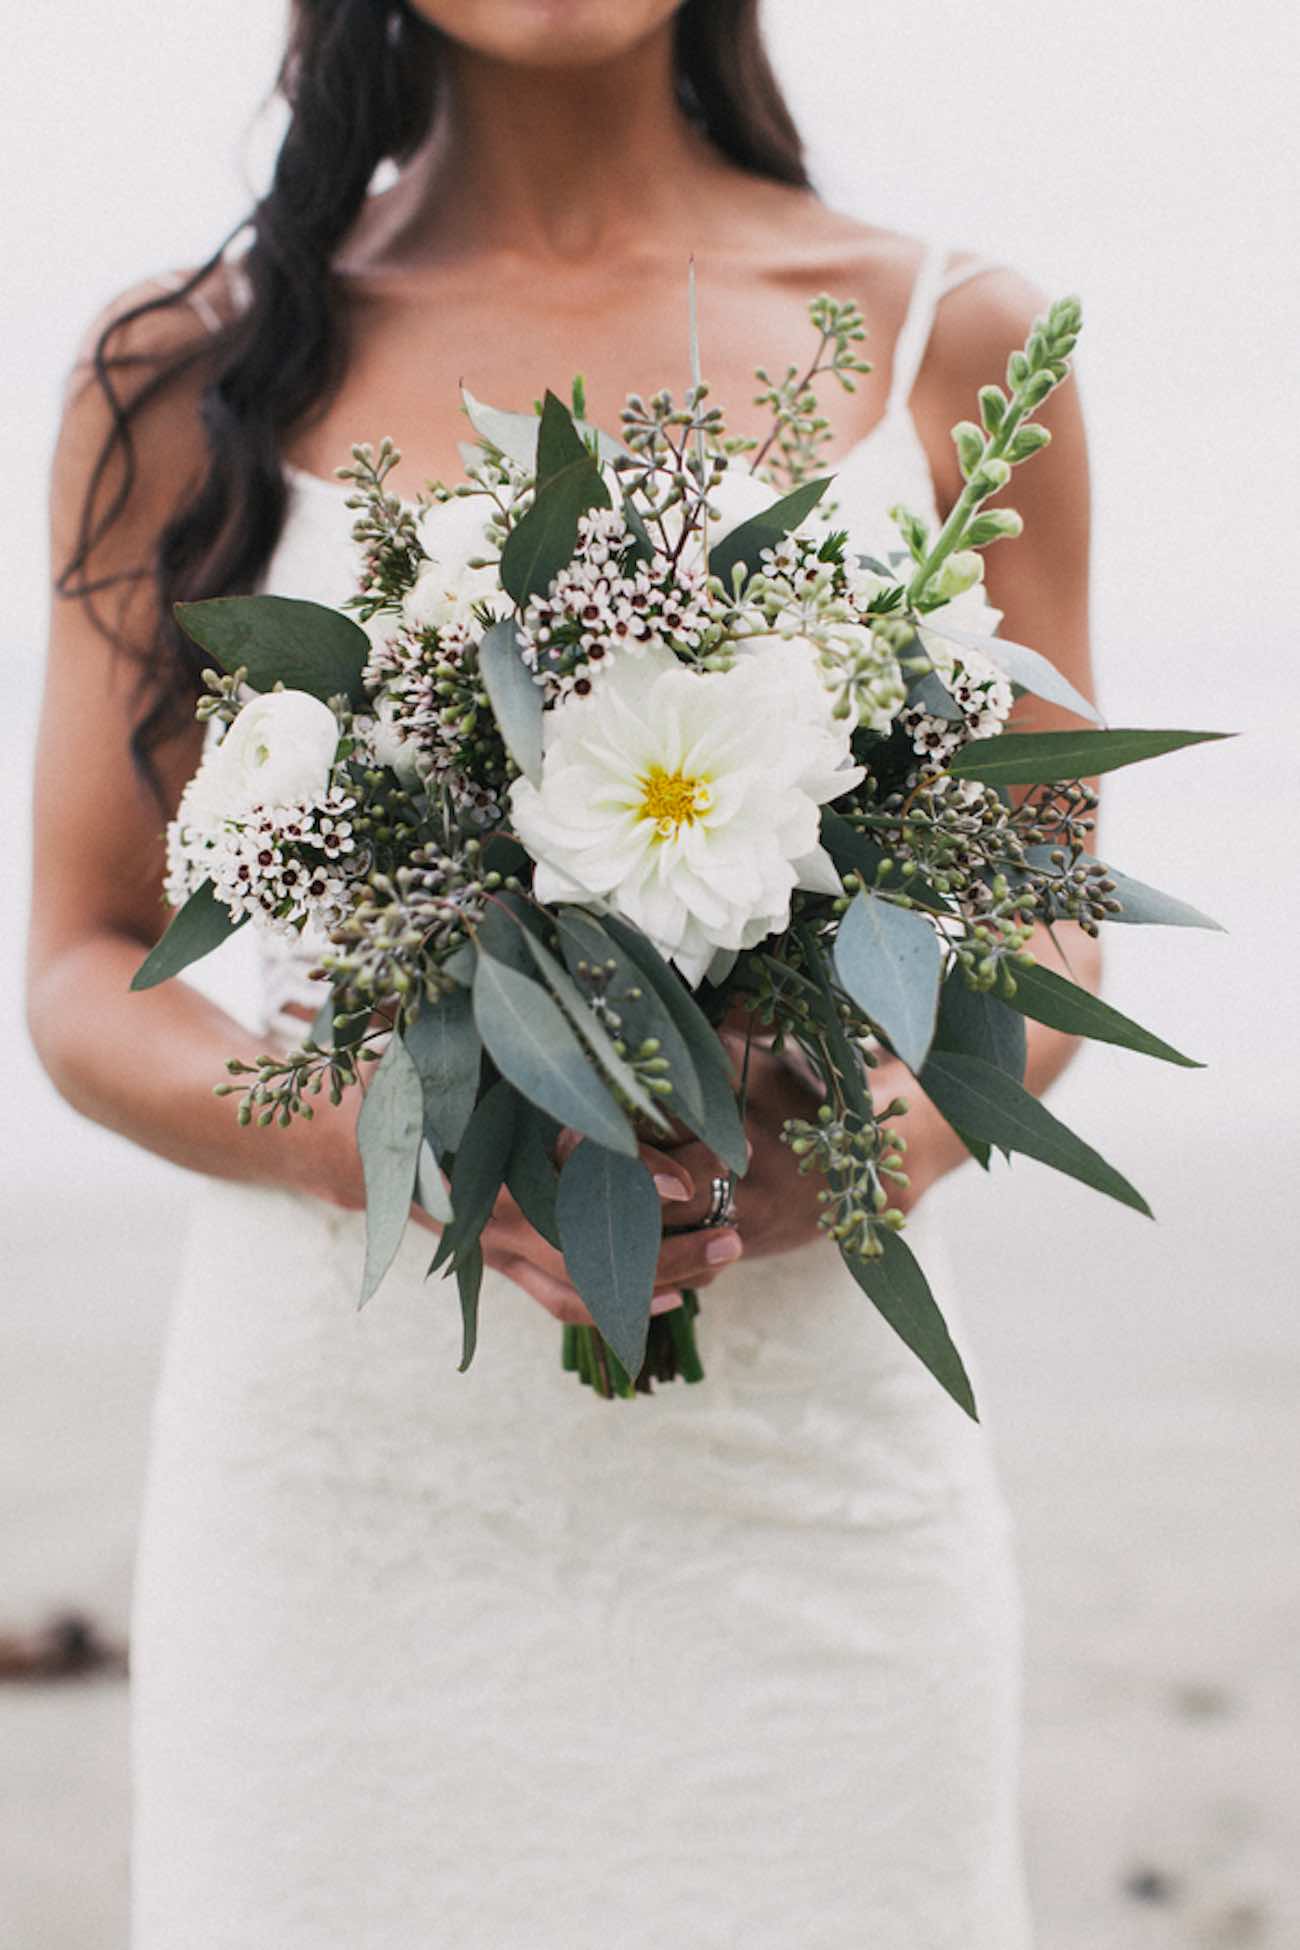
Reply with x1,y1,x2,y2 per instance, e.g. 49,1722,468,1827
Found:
281,397,918,502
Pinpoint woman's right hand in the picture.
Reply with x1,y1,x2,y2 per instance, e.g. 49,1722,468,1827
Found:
412,1136,744,1326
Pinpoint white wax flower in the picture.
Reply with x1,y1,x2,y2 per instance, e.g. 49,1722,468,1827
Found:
184,689,340,826
404,493,500,634
510,639,863,985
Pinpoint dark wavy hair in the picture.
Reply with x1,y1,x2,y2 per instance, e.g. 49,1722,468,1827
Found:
57,0,809,797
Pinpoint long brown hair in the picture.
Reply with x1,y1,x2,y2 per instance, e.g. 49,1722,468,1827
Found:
59,0,809,794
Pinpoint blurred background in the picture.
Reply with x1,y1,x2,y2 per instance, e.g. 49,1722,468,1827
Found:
3,1,1297,1943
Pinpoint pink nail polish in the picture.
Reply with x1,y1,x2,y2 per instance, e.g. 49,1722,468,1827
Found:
654,1174,690,1202
704,1232,742,1266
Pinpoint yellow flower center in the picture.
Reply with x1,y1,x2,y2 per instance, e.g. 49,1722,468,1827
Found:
638,765,713,840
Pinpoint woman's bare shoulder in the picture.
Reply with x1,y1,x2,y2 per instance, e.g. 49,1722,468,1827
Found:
52,266,224,582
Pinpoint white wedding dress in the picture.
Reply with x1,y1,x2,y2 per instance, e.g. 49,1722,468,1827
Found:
130,242,1032,1948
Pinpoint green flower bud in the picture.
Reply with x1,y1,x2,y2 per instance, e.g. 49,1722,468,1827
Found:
978,384,1007,434
952,420,986,478
1006,424,1052,462
931,550,985,600
965,509,1024,546
970,457,1012,496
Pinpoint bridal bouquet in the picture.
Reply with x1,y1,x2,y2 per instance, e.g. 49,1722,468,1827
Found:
133,291,1223,1410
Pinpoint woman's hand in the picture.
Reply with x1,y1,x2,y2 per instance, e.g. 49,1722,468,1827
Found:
410,1135,743,1326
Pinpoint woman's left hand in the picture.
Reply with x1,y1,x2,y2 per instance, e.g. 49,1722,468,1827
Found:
661,1021,970,1262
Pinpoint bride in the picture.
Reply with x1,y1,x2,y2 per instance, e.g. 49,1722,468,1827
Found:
30,1,1097,1942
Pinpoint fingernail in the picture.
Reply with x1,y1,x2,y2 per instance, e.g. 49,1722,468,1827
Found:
704,1232,742,1266
654,1174,690,1202
650,1289,684,1314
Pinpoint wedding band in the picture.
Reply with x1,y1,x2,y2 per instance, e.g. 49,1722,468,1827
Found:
702,1175,738,1229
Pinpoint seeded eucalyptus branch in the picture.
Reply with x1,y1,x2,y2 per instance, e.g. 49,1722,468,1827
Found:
748,294,872,486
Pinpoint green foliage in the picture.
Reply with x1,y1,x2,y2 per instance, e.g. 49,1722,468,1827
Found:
933,965,1027,1082
1004,962,1202,1066
471,950,636,1155
130,880,245,991
455,1244,484,1372
949,726,1229,785
404,987,482,1155
920,1048,1152,1215
841,1230,977,1420
598,914,749,1175
833,891,942,1075
477,618,543,783
436,1079,520,1275
499,392,611,605
917,618,1101,724
356,1031,425,1306
556,1141,662,1380
504,1104,562,1249
708,476,832,589
175,595,369,708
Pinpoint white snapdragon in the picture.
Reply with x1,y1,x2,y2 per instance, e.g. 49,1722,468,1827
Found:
510,639,862,986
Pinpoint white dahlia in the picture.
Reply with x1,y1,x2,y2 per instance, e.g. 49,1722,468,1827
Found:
509,639,863,985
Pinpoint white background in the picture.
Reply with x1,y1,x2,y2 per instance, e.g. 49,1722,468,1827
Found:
2,3,1298,1944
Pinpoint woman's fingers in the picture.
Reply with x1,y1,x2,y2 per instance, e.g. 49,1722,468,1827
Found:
656,1224,742,1288
489,1251,593,1325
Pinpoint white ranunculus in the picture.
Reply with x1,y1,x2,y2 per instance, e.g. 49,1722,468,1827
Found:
509,640,863,985
187,689,340,824
405,493,501,634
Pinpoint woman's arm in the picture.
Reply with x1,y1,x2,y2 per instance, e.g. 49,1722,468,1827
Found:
27,290,360,1203
26,291,733,1319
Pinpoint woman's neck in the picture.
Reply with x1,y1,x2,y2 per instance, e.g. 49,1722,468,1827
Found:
366,24,727,267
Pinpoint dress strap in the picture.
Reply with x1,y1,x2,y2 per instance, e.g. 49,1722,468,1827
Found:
886,245,1006,414
154,252,254,336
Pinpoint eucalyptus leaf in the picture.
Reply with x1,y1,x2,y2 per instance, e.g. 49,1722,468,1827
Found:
472,952,636,1155
834,891,942,1075
1005,962,1202,1067
478,618,543,784
499,449,611,606
598,914,748,1174
174,595,369,707
708,475,832,588
555,909,705,1133
356,1032,425,1306
405,987,482,1155
521,932,668,1129
461,386,628,472
920,620,1102,725
415,1139,453,1224
130,879,245,992
818,810,947,913
505,1104,562,1249
841,1232,977,1420
445,1078,519,1258
454,1244,484,1372
907,665,964,721
556,1141,662,1379
1074,858,1223,932
933,967,1027,1082
948,726,1229,786
919,1048,1152,1215
442,941,478,986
